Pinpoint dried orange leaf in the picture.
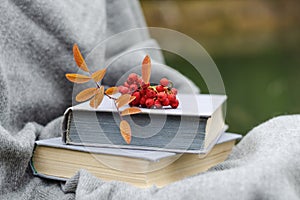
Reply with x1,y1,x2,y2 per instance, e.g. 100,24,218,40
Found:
128,96,136,104
76,87,97,102
121,107,142,116
89,86,104,108
120,120,131,144
91,68,107,82
105,87,119,95
116,94,134,108
73,44,89,72
142,55,151,83
65,74,91,83
116,94,131,103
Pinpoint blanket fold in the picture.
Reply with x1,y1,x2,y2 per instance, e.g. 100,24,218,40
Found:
2,115,299,199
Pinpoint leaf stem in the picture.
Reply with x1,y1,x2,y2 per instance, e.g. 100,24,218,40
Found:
113,100,124,121
88,71,102,89
105,93,118,101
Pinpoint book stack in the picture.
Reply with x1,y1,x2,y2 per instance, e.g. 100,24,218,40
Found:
31,94,241,188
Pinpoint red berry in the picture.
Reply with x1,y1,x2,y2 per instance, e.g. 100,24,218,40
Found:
133,91,141,99
124,82,129,88
160,78,169,87
154,100,162,108
157,92,167,102
127,78,134,85
123,87,129,94
128,73,138,82
145,98,154,108
142,82,150,89
162,98,170,106
130,92,141,106
156,85,165,92
168,94,176,103
139,96,146,107
137,78,144,87
129,84,138,92
171,99,179,108
118,86,129,94
146,89,156,98
171,88,178,95
140,89,147,96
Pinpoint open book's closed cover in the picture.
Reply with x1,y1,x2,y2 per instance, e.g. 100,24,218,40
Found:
62,94,227,153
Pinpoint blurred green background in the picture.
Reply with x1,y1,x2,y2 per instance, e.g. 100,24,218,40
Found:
141,0,300,135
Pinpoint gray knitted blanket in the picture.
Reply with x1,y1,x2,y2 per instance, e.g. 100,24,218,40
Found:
1,0,299,199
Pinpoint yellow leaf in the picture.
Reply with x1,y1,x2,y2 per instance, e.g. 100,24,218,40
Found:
142,55,151,83
120,120,131,144
121,107,142,116
116,94,134,108
89,86,104,108
75,87,97,102
65,74,91,83
91,68,107,83
73,44,89,72
105,87,119,95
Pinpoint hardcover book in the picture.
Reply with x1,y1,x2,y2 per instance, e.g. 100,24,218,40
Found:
62,94,227,153
31,133,241,188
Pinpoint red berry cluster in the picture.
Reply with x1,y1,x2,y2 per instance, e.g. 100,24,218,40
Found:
118,73,179,109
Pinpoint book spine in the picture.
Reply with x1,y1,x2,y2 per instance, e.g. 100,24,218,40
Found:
62,109,73,143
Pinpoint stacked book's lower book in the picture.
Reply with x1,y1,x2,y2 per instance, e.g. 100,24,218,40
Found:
31,133,241,188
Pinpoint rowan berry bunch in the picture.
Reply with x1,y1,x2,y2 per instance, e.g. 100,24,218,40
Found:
118,74,179,109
